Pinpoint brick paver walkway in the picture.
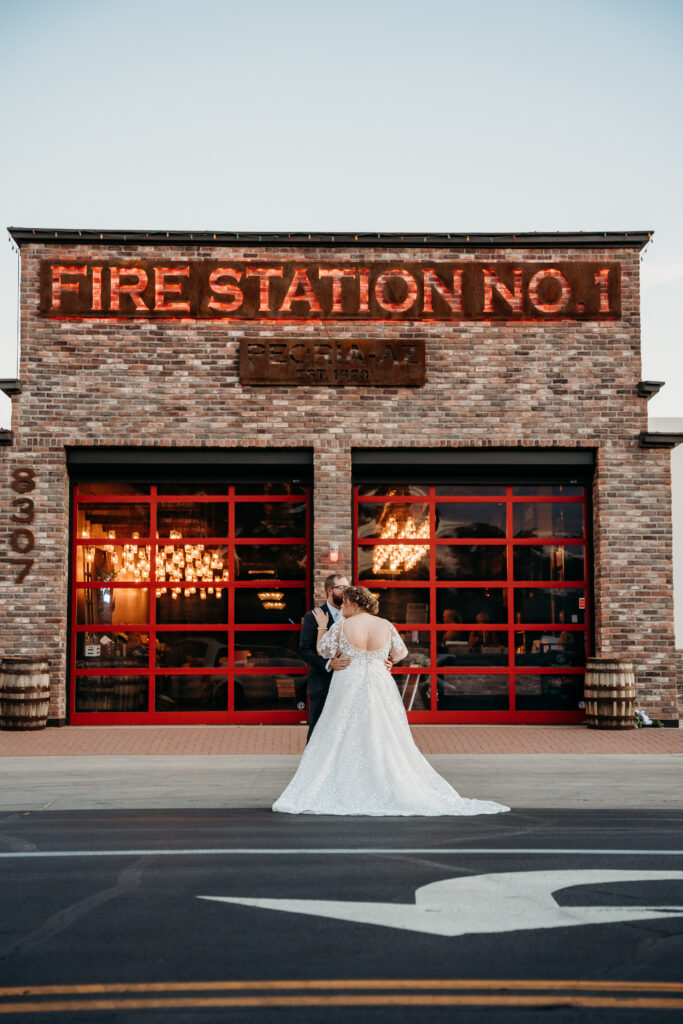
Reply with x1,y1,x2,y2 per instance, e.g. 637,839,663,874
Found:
1,724,681,757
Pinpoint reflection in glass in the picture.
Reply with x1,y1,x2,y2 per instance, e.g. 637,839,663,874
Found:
234,482,308,495
76,482,150,495
357,545,429,581
234,588,308,624
514,588,584,624
158,483,230,495
155,675,228,712
515,673,583,710
394,672,431,711
356,484,429,496
370,588,430,624
513,503,584,538
437,674,509,710
436,545,506,581
75,675,148,712
77,587,149,626
156,588,228,625
512,485,585,496
76,504,150,539
392,630,431,667
434,485,506,495
76,631,149,668
235,501,307,537
156,632,228,668
436,629,508,665
357,502,429,539
235,544,307,580
234,673,307,711
77,544,150,583
513,545,584,581
435,503,506,538
515,630,585,667
234,631,305,666
436,588,508,625
157,503,229,537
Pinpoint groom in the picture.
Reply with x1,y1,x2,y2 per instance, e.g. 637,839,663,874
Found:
300,572,351,742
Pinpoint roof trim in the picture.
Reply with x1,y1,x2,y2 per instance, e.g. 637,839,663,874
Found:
7,228,653,250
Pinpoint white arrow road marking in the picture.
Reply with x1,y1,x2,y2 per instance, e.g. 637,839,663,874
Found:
198,870,683,937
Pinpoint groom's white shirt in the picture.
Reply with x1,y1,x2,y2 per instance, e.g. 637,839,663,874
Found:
324,599,342,671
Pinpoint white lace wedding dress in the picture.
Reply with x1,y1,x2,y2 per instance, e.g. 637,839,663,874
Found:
273,618,509,816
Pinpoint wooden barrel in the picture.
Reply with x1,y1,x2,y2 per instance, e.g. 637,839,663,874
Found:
584,657,636,729
0,658,50,730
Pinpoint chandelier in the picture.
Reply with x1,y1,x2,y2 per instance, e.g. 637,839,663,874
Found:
372,502,430,575
81,528,228,599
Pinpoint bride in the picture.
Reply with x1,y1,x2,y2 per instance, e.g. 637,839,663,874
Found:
273,585,509,816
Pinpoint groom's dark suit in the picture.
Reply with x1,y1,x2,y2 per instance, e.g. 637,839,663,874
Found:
300,602,336,743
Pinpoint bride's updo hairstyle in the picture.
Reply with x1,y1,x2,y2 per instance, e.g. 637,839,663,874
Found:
343,585,379,615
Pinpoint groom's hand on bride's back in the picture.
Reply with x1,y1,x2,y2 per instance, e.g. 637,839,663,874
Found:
329,655,351,671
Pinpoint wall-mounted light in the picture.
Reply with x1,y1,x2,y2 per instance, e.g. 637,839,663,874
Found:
329,542,339,563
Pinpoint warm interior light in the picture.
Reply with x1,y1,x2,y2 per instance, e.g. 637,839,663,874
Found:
329,541,339,563
372,498,429,576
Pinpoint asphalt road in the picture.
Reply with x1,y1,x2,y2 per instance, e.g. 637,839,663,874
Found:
1,809,682,1022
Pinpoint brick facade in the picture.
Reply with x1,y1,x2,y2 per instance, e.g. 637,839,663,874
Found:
1,235,679,724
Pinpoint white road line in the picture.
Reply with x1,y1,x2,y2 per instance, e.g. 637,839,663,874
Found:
0,848,682,859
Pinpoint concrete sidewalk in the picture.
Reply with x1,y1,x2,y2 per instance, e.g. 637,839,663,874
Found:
1,726,681,811
1,753,682,811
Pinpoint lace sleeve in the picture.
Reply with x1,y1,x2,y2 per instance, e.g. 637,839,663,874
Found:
317,618,343,659
390,624,409,663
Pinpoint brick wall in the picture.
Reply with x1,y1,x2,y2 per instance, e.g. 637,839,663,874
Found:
1,241,678,722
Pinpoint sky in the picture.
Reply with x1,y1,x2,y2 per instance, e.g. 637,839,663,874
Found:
0,0,681,428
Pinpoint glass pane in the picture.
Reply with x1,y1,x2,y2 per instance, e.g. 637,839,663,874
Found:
75,675,148,712
76,544,150,583
358,545,429,581
356,484,429,496
234,588,308,624
515,673,583,710
394,672,431,711
512,485,585,496
76,631,149,668
235,544,307,580
357,502,429,539
156,631,228,669
436,545,506,581
235,501,307,537
156,588,228,624
513,503,584,538
436,503,506,538
437,674,509,710
234,673,307,711
436,629,508,666
234,631,305,667
514,588,585,624
155,675,228,712
513,545,585,581
391,630,431,667
157,483,230,495
77,503,150,539
514,630,586,667
369,588,430,623
76,587,149,626
436,588,508,625
76,482,150,495
155,544,229,585
434,485,506,495
157,503,229,537
234,482,308,495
